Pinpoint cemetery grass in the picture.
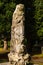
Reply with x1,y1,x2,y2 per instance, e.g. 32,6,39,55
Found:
0,48,10,63
0,41,10,63
32,54,43,65
0,40,10,54
0,48,10,54
0,59,8,63
32,54,43,58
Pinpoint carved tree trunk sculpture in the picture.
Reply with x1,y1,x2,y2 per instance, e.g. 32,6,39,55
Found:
8,4,29,65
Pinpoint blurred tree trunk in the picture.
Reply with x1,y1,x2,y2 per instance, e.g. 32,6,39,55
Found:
3,38,8,50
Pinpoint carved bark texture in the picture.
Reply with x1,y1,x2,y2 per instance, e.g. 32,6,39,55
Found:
8,4,29,65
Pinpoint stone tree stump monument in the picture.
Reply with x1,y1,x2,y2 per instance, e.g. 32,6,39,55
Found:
8,4,29,65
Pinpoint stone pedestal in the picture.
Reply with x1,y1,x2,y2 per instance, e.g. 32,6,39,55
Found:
8,4,29,65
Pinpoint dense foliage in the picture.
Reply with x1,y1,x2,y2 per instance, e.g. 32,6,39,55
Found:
34,0,43,40
0,0,16,39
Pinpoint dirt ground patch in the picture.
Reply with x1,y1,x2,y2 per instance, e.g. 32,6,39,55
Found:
32,54,43,63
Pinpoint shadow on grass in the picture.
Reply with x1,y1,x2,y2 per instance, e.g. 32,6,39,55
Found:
0,52,9,63
27,63,33,65
0,59,9,63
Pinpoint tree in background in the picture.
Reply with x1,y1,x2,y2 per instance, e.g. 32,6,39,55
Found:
0,0,16,40
34,0,43,44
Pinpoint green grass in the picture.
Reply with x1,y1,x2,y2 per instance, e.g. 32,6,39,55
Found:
33,63,43,65
0,59,8,63
0,48,9,63
39,63,43,65
0,48,10,54
0,40,10,63
32,54,43,58
32,54,43,65
30,61,43,65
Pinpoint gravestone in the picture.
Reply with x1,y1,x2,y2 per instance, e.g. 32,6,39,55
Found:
8,4,29,65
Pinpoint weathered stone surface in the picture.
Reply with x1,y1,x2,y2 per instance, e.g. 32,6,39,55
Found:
8,4,29,65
